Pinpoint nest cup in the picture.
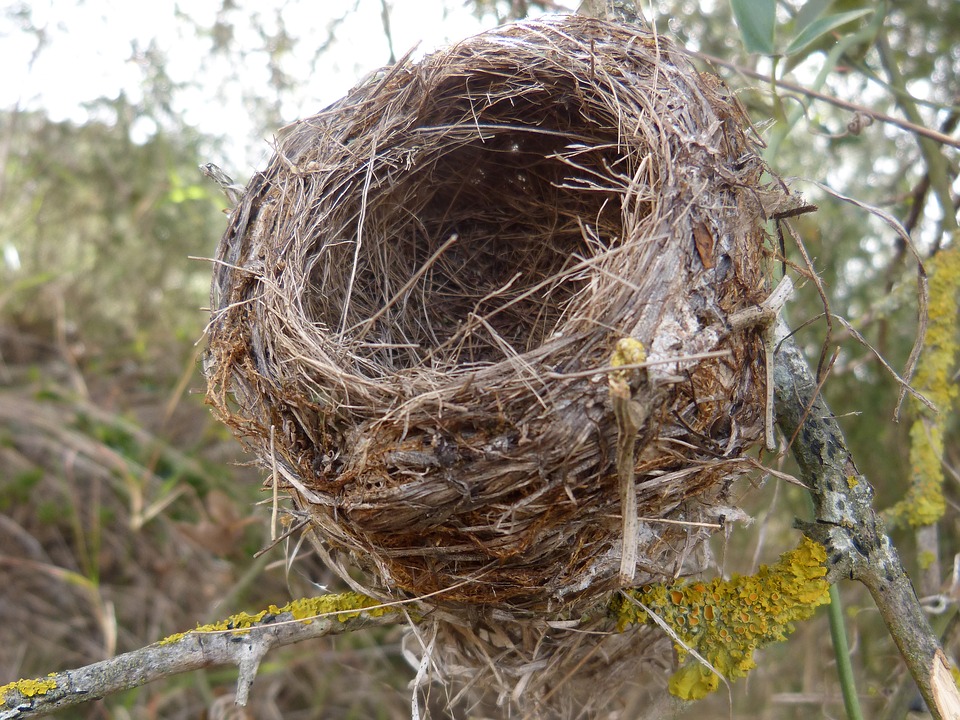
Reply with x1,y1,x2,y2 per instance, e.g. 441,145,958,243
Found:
206,16,785,612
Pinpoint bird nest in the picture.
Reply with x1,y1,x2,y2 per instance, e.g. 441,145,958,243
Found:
204,15,787,614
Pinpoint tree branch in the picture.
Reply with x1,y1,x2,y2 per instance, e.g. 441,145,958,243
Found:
690,50,960,151
0,594,401,719
773,327,960,719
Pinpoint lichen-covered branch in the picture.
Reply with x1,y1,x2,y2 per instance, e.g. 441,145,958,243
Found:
611,536,830,700
0,593,399,719
6,336,958,719
773,328,960,720
885,235,960,529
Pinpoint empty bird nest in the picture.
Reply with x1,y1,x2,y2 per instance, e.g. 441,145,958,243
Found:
204,15,791,614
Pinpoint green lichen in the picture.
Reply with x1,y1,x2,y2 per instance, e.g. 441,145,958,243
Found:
885,239,960,529
611,536,830,701
158,592,389,645
0,676,58,702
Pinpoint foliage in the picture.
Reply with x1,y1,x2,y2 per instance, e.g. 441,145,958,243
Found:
0,101,224,375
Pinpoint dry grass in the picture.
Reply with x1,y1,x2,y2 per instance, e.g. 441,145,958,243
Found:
0,329,413,719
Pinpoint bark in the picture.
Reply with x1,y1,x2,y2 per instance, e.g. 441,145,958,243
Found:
0,607,400,719
774,327,960,720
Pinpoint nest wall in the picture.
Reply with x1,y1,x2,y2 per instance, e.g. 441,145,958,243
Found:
205,15,785,613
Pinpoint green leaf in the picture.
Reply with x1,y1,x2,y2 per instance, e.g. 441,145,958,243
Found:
785,8,873,56
731,0,777,55
794,0,835,33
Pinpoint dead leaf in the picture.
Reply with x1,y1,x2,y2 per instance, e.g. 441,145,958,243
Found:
693,222,715,269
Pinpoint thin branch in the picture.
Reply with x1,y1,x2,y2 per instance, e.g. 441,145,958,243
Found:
773,325,960,720
875,31,958,232
379,0,396,64
689,50,960,151
0,595,401,719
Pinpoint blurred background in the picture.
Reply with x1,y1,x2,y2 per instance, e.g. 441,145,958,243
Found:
1,1,958,718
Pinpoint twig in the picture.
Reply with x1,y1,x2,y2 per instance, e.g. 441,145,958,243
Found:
806,181,929,420
379,0,396,64
199,163,246,207
688,51,960,151
875,32,957,233
773,324,960,720
0,595,400,719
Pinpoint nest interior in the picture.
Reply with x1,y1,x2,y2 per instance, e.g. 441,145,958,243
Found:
205,15,786,612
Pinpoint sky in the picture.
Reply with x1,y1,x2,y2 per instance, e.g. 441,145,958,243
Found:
2,0,577,173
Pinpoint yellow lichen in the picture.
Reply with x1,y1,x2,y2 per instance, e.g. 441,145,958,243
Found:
610,337,647,374
612,536,830,701
0,676,58,702
886,238,960,528
158,631,187,645
158,592,389,645
918,550,937,571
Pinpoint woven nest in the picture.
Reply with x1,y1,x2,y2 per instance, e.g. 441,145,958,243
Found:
205,16,787,616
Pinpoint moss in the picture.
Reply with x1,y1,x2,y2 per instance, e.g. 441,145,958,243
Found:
885,239,960,528
612,536,830,701
0,676,58,702
158,592,389,645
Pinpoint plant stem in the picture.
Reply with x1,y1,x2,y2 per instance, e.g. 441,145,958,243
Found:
828,584,864,720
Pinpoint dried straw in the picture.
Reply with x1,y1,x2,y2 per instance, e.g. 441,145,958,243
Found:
204,14,790,715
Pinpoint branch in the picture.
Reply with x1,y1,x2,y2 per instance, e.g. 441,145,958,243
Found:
690,50,960,151
773,328,960,720
0,593,401,719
